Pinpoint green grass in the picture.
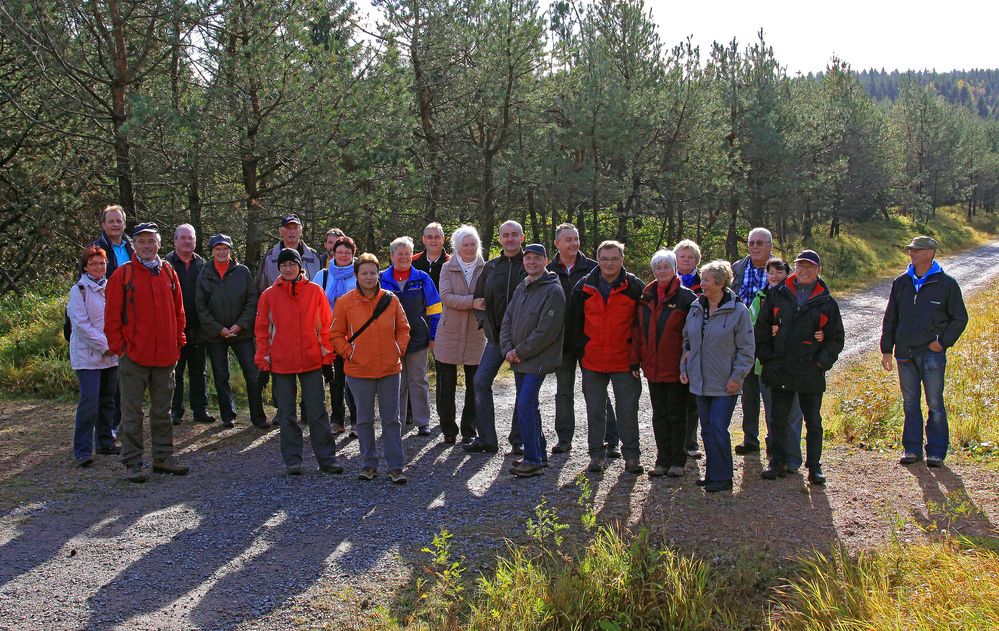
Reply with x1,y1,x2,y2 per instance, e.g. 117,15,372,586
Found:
824,283,999,457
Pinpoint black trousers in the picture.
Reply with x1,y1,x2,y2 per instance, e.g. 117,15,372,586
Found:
322,356,356,426
172,339,208,420
435,361,478,440
770,388,824,470
648,382,688,468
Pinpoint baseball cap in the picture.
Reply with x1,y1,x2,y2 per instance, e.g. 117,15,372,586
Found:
904,235,939,251
793,250,821,266
523,243,548,258
280,214,302,227
132,222,159,237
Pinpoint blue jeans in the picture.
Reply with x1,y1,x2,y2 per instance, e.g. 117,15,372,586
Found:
898,349,949,460
514,372,548,465
74,367,118,460
473,341,521,449
696,395,738,483
205,339,266,425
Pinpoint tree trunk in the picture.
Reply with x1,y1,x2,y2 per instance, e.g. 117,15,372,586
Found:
109,0,135,213
481,151,496,258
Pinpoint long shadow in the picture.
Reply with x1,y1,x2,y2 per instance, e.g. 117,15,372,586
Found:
905,463,998,539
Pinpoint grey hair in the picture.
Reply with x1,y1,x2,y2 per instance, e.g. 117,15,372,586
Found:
650,249,677,272
700,259,734,287
747,227,772,244
450,225,482,259
554,222,578,240
423,222,445,236
499,220,523,235
174,223,196,240
389,236,415,256
673,239,702,265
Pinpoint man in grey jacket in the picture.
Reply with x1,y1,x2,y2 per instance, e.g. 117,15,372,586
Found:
256,214,322,291
500,244,566,477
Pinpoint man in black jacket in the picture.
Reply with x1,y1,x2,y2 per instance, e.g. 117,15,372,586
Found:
464,220,525,454
880,236,968,468
756,250,845,485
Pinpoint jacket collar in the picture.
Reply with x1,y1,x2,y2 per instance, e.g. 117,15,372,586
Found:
783,274,830,302
642,276,680,302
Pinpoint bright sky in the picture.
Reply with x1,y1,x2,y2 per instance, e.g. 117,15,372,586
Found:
644,0,997,74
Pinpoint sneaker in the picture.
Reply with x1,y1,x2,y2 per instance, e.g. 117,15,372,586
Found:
77,457,94,468
667,466,685,478
510,462,545,478
510,459,550,472
898,452,923,465
695,478,708,486
319,463,344,474
551,442,572,454
96,445,121,455
704,479,733,493
125,466,148,483
648,464,669,477
388,469,408,484
686,448,702,459
358,467,377,481
509,444,525,456
808,466,826,485
348,427,358,439
416,426,432,437
252,420,274,430
926,458,945,468
194,413,217,424
152,457,189,475
606,445,622,459
463,440,498,454
734,443,759,455
761,464,788,480
460,436,475,445
624,459,644,474
587,456,605,473
286,464,303,476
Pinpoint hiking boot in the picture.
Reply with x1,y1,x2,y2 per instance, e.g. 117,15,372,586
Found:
551,442,572,454
125,466,148,483
704,479,733,493
319,463,344,474
734,443,759,455
898,452,922,465
606,445,622,459
152,457,190,476
510,462,545,478
926,457,945,468
96,445,121,455
194,413,217,424
348,426,358,439
587,456,605,473
358,467,377,481
416,426,432,437
761,464,788,480
667,466,685,478
624,459,644,475
686,447,702,459
286,464,303,476
77,457,94,468
252,420,274,430
221,418,235,429
442,435,457,445
648,464,669,477
388,469,408,484
463,439,498,454
332,424,346,435
510,459,549,473
808,465,826,485
509,444,525,456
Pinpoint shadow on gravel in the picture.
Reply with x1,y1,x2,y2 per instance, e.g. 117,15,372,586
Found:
904,464,998,539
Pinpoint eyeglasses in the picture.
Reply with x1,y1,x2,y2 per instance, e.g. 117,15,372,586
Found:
748,240,771,247
598,257,622,263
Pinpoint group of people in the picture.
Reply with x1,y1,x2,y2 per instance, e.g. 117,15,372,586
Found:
67,204,968,490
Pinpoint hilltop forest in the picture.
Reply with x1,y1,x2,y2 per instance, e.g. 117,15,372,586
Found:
2,0,998,289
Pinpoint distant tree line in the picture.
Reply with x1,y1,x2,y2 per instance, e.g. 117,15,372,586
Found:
2,0,998,291
850,68,999,119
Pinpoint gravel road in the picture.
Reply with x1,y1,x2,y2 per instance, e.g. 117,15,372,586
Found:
1,239,997,630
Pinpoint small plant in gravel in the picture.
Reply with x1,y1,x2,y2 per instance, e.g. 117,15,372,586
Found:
411,529,467,631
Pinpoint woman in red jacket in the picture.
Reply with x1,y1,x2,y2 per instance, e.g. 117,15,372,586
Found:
255,248,342,476
632,250,697,478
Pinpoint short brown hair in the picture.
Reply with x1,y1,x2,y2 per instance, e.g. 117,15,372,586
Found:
354,252,380,275
100,204,125,223
325,227,345,239
765,257,790,274
596,240,625,258
332,236,356,255
80,244,107,269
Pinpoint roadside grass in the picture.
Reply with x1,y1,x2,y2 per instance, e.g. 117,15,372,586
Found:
824,283,999,459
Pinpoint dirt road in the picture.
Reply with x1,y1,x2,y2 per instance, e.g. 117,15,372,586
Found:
1,240,997,629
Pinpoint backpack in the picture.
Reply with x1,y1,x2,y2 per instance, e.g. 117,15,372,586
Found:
62,284,86,342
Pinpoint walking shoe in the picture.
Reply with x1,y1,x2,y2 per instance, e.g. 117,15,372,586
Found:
319,463,344,474
252,420,274,430
358,467,377,481
624,460,644,475
808,466,826,485
221,418,235,429
510,459,549,472
761,464,788,480
388,469,408,484
511,462,545,478
926,457,944,468
551,442,572,454
442,435,457,445
606,445,622,459
509,444,525,456
125,466,148,483
704,479,733,493
152,458,190,476
77,457,94,468
96,445,121,455
460,436,475,445
587,456,605,473
686,448,702,459
898,452,923,465
695,478,708,486
332,424,346,434
667,466,685,478
648,464,669,477
348,426,358,439
171,415,183,426
734,443,759,455
194,413,217,424
286,464,303,476
462,440,498,454
416,426,432,437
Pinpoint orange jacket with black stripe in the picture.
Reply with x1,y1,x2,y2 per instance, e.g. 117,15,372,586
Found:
565,266,644,373
331,288,411,379
254,273,333,374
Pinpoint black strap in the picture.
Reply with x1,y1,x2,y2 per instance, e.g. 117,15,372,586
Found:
348,294,393,343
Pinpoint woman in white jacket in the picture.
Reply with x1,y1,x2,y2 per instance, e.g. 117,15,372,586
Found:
68,245,120,466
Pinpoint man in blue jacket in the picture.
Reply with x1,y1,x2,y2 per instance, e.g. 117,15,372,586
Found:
880,236,968,468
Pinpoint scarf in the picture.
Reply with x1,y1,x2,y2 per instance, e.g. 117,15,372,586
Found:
680,271,697,289
457,255,482,288
907,260,942,293
138,256,162,273
324,262,357,306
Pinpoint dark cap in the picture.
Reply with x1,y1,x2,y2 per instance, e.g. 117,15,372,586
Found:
280,214,302,227
523,243,548,259
207,234,233,250
793,249,821,267
132,222,159,237
904,235,939,251
277,248,303,269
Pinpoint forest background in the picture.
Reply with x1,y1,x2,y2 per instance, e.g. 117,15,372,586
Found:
2,0,998,290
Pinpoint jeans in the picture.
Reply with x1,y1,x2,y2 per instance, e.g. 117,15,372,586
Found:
74,367,118,460
514,372,548,465
554,353,619,447
647,381,688,468
696,395,738,482
400,347,432,428
347,373,405,471
323,355,356,427
118,354,176,467
436,361,477,440
760,379,803,470
581,369,641,460
898,349,949,460
205,339,266,425
172,339,208,420
740,372,762,448
771,389,824,471
272,369,337,467
472,341,521,449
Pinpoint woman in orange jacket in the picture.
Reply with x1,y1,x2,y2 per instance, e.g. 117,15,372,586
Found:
332,253,411,483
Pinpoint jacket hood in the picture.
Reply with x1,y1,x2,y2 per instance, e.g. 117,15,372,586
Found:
692,288,739,313
783,274,830,302
273,273,307,295
521,270,559,290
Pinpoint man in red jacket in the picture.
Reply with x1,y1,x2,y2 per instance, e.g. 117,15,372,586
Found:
104,223,189,483
255,248,342,476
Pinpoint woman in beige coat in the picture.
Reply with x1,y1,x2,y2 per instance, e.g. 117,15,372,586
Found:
434,225,486,444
